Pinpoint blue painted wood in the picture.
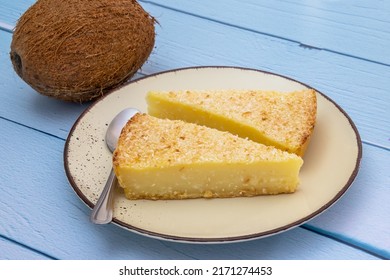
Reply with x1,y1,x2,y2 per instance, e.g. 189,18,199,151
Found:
307,143,390,259
0,236,52,260
1,0,389,64
142,0,390,65
0,119,380,259
0,0,32,29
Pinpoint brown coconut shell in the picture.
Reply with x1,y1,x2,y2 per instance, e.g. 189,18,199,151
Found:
10,0,155,102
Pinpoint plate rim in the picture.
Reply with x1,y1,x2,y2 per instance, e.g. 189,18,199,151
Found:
63,65,363,243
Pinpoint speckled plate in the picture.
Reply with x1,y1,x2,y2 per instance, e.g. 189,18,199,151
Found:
64,66,362,243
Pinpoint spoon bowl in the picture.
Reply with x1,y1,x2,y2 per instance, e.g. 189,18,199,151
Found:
90,107,140,224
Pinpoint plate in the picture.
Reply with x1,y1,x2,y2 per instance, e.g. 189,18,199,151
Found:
64,66,362,243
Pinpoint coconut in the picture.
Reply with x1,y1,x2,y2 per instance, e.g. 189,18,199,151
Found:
10,0,155,102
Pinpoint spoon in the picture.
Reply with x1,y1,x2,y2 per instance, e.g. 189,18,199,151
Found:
90,108,140,224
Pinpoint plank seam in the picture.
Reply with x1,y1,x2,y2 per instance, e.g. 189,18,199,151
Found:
0,116,66,141
139,0,390,67
0,22,13,33
362,140,390,152
301,224,388,260
0,234,57,260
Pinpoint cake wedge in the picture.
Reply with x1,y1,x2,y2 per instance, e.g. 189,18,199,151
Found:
113,113,303,200
147,89,317,156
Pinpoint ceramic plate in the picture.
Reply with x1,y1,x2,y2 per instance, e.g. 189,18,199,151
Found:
64,66,362,243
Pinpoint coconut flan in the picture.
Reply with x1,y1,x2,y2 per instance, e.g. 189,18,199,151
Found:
113,113,303,200
146,89,317,156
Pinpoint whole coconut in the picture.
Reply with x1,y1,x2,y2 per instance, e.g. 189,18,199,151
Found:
10,0,155,102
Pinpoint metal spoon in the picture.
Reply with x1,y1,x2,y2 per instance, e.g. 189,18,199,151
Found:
90,108,140,224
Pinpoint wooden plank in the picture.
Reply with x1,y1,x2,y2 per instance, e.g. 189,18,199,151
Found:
0,119,380,259
1,3,389,148
306,143,390,259
141,0,390,65
1,0,389,64
0,236,52,260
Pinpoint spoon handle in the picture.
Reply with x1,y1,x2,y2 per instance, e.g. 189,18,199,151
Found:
90,169,116,224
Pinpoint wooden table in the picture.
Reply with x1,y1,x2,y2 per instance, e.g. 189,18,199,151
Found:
0,0,389,260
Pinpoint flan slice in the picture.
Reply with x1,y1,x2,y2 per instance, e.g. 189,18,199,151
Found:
113,113,303,200
147,89,317,156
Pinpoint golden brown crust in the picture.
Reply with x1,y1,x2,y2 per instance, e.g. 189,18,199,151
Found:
147,89,317,156
291,89,317,156
113,113,299,169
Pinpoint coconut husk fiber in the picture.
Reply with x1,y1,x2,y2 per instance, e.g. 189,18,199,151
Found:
10,0,156,102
